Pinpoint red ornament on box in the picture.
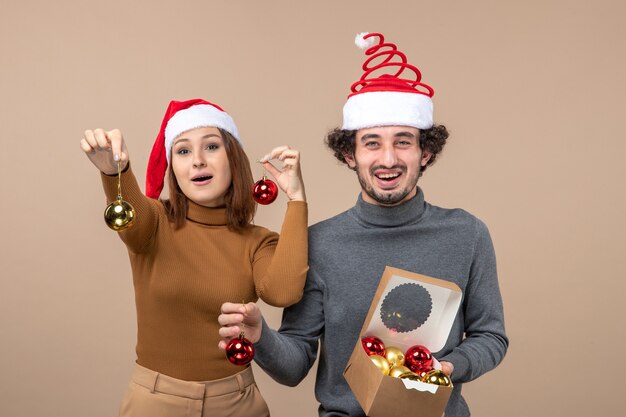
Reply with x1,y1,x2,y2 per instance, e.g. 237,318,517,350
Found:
405,345,433,373
412,366,432,380
226,335,255,366
361,336,386,356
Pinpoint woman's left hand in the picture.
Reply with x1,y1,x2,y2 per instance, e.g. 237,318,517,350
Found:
260,146,306,202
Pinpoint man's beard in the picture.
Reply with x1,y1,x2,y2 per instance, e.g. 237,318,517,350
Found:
355,164,419,206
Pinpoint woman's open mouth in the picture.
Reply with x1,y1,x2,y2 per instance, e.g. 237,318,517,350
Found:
191,175,213,185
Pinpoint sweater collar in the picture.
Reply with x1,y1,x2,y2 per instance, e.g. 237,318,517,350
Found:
186,199,228,226
350,187,427,228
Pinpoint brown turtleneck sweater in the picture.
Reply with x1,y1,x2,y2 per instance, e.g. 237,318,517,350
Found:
101,166,308,381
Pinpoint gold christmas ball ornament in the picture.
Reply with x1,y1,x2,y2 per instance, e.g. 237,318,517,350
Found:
104,198,135,231
421,369,452,387
385,346,405,367
369,355,391,375
389,365,412,378
398,371,421,381
104,161,135,231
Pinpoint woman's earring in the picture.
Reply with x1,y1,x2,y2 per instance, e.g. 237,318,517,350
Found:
252,173,278,205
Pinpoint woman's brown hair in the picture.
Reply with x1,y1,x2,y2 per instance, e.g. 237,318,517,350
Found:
163,128,256,231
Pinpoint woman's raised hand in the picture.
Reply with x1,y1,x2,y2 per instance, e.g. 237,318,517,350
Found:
80,128,129,175
260,146,306,202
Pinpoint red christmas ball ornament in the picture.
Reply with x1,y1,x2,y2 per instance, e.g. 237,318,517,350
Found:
405,345,433,373
226,334,255,366
252,176,278,205
412,365,433,380
361,336,386,357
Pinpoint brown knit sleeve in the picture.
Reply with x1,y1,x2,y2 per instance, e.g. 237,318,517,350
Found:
100,164,160,253
252,201,309,307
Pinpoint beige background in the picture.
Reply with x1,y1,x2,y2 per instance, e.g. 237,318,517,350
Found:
1,0,625,416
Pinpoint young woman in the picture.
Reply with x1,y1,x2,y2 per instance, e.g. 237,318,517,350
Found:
80,98,308,417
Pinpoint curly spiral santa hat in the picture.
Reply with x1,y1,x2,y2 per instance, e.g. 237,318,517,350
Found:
342,32,435,131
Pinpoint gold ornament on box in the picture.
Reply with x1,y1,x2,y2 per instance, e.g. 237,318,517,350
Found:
104,161,135,231
385,346,405,367
421,369,452,387
389,365,412,378
398,371,421,381
369,355,391,375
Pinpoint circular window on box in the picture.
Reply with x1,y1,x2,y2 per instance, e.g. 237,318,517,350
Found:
380,283,432,333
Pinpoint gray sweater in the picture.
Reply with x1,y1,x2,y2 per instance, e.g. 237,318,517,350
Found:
255,189,508,417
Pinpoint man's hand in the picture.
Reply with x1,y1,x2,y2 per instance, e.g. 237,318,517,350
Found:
218,302,263,350
440,360,454,377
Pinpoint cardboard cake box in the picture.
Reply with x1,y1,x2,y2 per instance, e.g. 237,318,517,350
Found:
343,266,462,417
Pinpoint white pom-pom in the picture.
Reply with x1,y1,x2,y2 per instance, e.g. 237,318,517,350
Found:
355,32,376,50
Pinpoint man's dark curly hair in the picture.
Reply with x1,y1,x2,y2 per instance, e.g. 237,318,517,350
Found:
325,124,449,176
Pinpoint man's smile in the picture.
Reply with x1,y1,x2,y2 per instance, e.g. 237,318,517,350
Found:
372,167,406,189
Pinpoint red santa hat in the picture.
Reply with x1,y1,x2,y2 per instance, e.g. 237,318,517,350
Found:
342,32,435,131
145,98,240,199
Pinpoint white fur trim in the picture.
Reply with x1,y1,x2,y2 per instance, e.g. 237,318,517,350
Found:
164,104,240,162
342,91,434,130
355,32,375,50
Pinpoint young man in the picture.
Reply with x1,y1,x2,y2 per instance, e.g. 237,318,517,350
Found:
219,32,508,417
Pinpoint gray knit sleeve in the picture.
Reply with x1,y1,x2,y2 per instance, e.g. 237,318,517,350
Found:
438,218,509,383
252,269,324,386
